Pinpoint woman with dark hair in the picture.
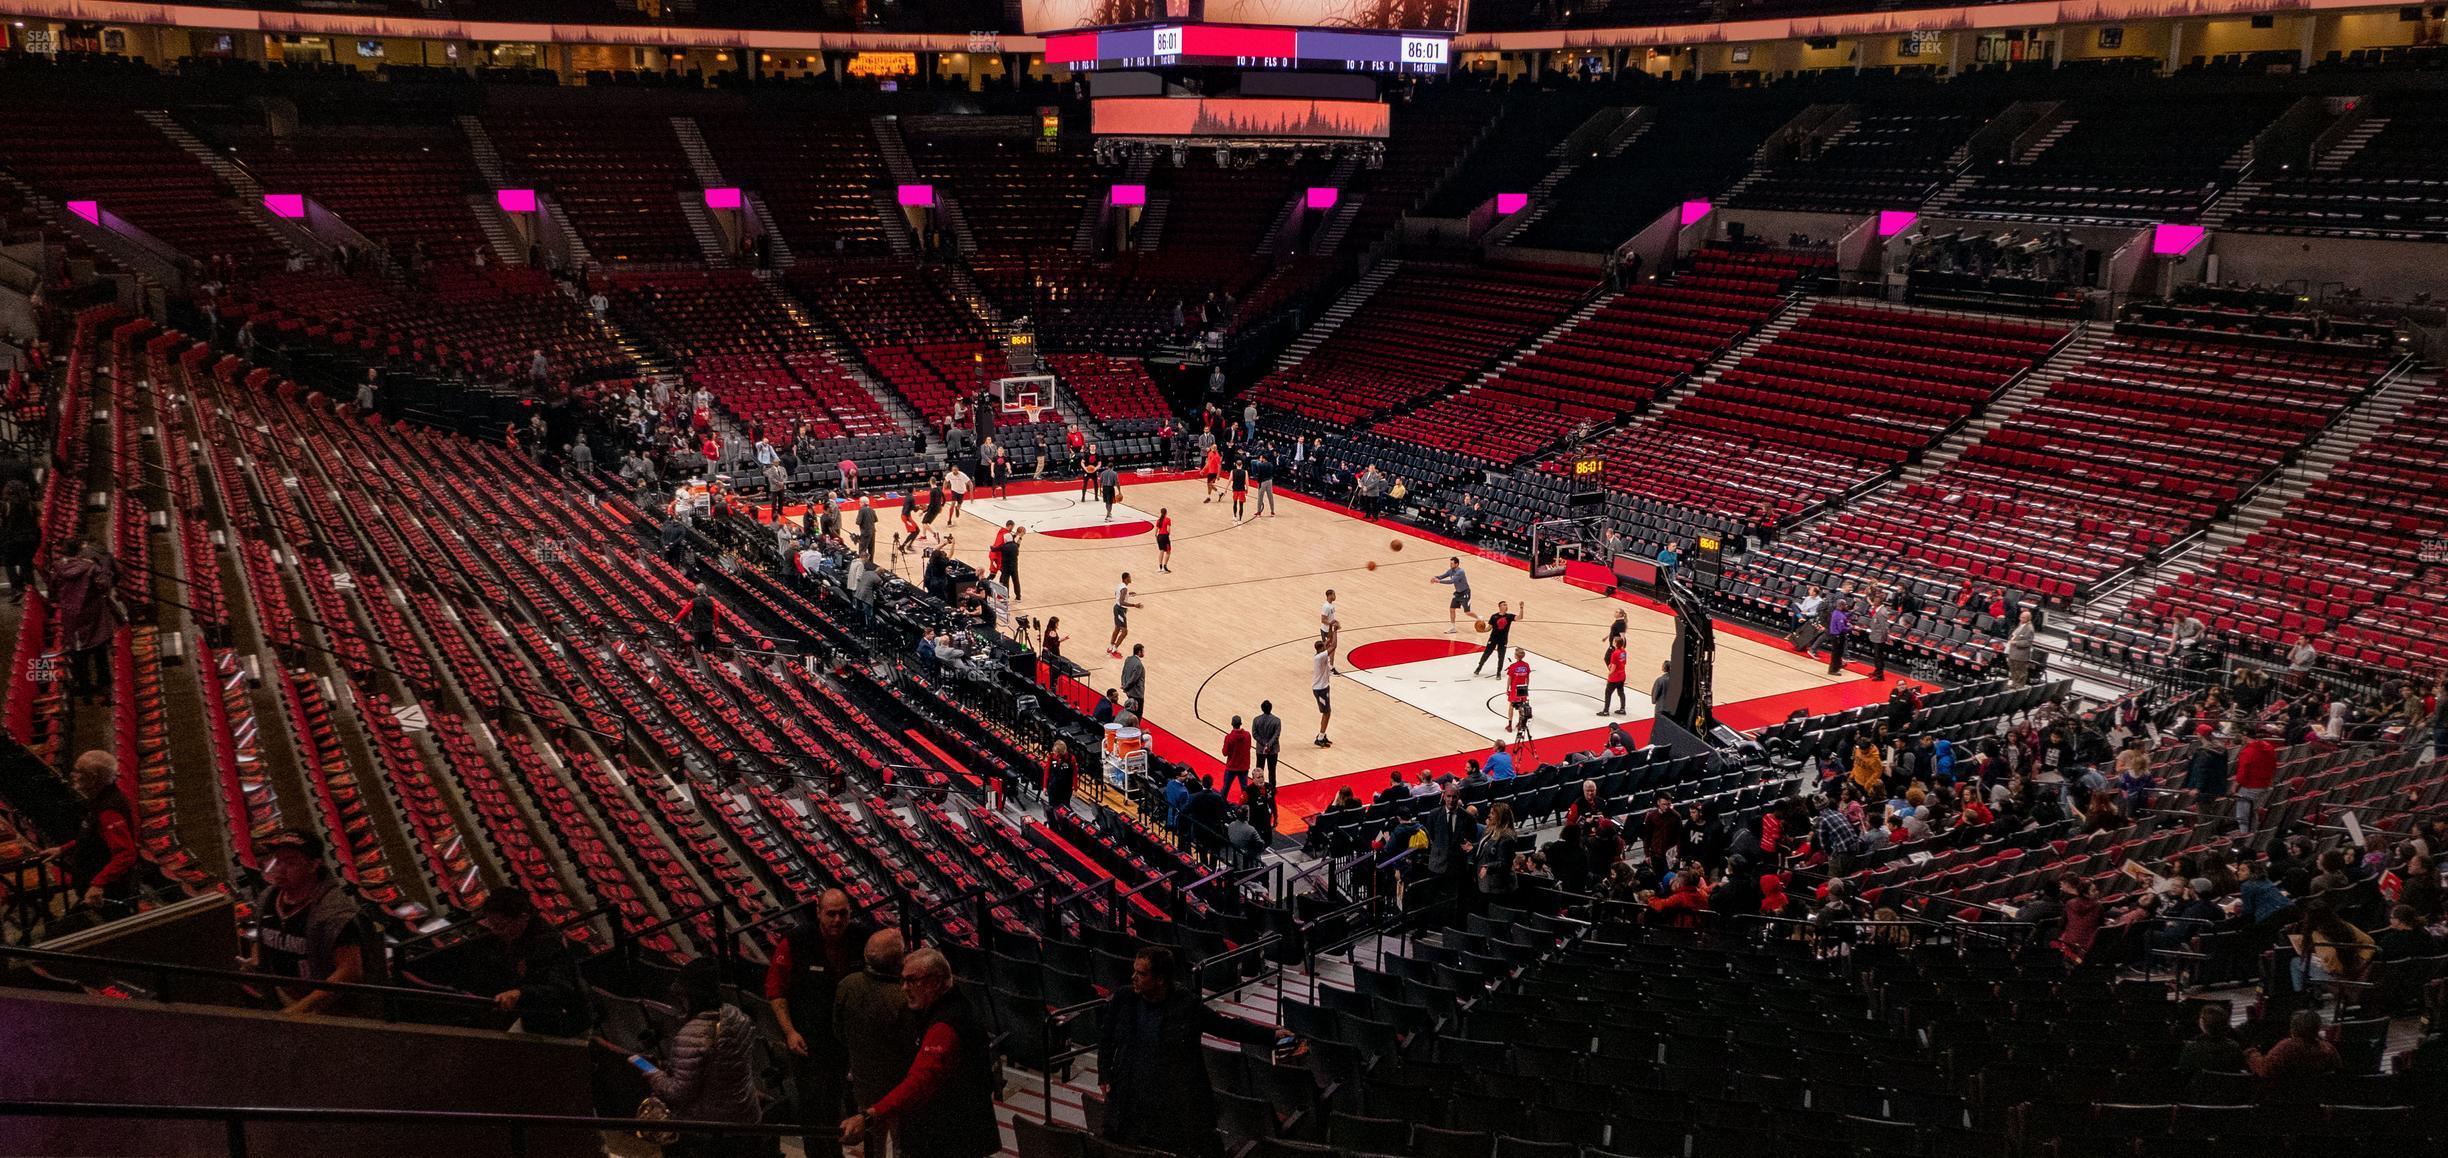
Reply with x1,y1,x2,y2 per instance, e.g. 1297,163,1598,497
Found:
2054,876,2104,964
650,958,770,1155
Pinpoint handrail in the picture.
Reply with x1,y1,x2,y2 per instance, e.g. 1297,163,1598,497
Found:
0,1099,819,1149
0,944,498,1020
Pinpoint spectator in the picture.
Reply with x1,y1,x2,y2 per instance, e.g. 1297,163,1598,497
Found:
2177,1004,2246,1072
1423,782,1481,925
768,890,872,1148
2374,904,2442,961
2053,876,2105,965
2246,1009,2342,1084
46,542,123,700
2289,903,2376,990
1097,947,1281,1158
2232,732,2276,830
1484,741,1514,780
834,931,915,1153
841,948,1001,1158
650,958,768,1154
1043,740,1079,815
472,889,590,1037
43,750,142,908
1477,802,1520,900
1220,715,1253,803
246,828,384,1016
2005,610,2037,687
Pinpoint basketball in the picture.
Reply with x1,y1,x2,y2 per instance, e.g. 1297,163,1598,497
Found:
1390,540,1403,552
1365,560,1378,571
1473,619,1489,633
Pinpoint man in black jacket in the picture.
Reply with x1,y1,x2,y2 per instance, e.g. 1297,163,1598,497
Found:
769,889,875,1153
1098,947,1285,1158
1422,782,1482,927
474,889,591,1037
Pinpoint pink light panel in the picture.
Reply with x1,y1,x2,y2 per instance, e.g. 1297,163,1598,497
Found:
1678,199,1712,227
2151,223,2206,256
262,193,307,220
1111,184,1147,207
1495,193,1529,215
496,189,537,214
65,200,100,225
897,184,935,208
703,187,742,211
1306,186,1339,210
1876,210,1918,237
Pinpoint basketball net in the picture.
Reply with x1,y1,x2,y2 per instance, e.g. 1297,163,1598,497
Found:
1022,402,1041,426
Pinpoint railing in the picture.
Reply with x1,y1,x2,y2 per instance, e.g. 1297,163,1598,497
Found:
0,1099,817,1158
0,944,499,1024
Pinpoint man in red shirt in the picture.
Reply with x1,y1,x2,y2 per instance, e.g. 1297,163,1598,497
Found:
1220,715,1254,804
1505,649,1533,735
2233,734,2278,832
842,948,999,1158
1601,642,1629,716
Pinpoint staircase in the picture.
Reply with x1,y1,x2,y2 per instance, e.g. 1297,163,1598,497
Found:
935,194,980,256
760,279,928,438
1418,291,1619,446
939,262,1003,331
2017,119,2076,164
1271,259,1400,372
1899,324,2101,485
1649,296,1814,418
541,195,595,271
874,192,917,260
1494,119,1650,246
1073,154,1150,253
455,115,513,189
669,117,727,187
2315,116,2387,171
1130,195,1171,250
1305,155,1366,255
465,195,528,266
1921,168,1986,215
135,109,319,262
2082,366,2432,624
677,192,732,263
2195,178,2267,230
743,193,796,269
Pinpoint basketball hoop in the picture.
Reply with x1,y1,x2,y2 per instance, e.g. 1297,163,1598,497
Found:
1022,402,1042,426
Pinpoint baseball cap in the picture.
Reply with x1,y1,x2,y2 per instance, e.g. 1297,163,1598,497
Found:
2188,878,2215,894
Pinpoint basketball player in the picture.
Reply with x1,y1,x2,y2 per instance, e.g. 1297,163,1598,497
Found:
1078,446,1101,502
894,489,921,556
1473,600,1524,677
1430,557,1472,633
920,476,945,544
1201,443,1223,503
1311,638,1334,748
986,520,1014,581
1229,460,1248,522
1319,589,1342,671
1504,648,1533,735
945,464,971,521
1154,509,1173,574
1109,572,1143,658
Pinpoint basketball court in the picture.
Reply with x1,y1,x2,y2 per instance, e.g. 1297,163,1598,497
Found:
875,471,1911,826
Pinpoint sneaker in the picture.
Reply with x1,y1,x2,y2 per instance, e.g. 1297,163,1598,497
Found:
1444,626,1457,634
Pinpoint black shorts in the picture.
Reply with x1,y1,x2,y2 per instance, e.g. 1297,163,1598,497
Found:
1113,606,1128,628
1155,534,1171,551
1313,686,1332,712
1450,592,1471,610
1102,486,1118,503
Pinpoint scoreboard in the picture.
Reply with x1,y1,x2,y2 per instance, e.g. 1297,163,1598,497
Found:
1042,23,1450,74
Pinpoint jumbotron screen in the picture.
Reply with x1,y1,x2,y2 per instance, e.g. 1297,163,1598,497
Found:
1091,96,1391,138
1043,23,1450,72
1024,0,1463,36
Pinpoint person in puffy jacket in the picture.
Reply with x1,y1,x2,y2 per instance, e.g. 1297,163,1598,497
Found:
653,957,771,1156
